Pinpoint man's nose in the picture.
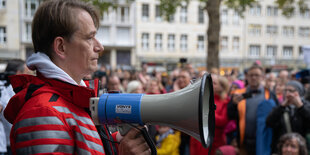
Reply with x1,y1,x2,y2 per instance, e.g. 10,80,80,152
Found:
94,38,104,53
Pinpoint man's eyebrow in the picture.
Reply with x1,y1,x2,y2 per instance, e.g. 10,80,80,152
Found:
87,30,97,36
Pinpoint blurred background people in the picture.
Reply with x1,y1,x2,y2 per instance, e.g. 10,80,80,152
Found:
126,80,144,94
156,126,181,155
107,73,124,92
277,133,308,155
190,74,230,155
0,59,32,155
266,80,310,153
228,64,278,155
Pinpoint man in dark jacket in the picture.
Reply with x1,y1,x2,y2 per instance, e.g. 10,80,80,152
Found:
228,64,278,154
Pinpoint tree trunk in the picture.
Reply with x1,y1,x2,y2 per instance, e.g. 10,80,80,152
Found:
206,0,221,71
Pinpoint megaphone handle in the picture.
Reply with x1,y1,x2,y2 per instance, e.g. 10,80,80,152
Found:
140,127,157,155
118,124,157,155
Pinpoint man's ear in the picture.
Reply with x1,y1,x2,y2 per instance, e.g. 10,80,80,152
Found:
53,37,66,59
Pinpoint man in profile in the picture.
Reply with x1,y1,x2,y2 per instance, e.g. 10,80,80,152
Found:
4,0,150,154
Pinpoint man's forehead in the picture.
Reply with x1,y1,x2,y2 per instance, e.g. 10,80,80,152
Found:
248,68,262,74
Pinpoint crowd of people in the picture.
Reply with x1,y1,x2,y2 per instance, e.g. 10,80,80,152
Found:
84,61,310,155
1,58,310,155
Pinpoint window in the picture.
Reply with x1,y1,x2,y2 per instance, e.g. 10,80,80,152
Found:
25,0,43,17
168,14,175,22
248,24,262,36
221,9,228,25
117,27,130,45
220,36,228,52
141,33,149,50
232,37,239,52
155,33,162,51
197,35,204,52
233,11,240,25
102,8,111,22
96,26,110,44
0,0,6,9
298,27,310,37
142,4,149,21
117,6,129,23
25,23,32,42
155,5,162,22
266,25,278,35
0,27,6,44
283,46,293,57
267,6,278,16
249,5,261,16
180,34,188,52
198,7,204,24
282,26,294,37
180,6,187,23
168,34,175,51
266,45,277,56
249,45,260,57
301,9,310,18
299,46,304,57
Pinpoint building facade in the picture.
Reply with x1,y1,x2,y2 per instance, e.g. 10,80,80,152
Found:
135,0,310,71
0,0,20,59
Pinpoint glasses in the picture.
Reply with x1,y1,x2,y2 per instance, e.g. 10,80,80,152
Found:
248,74,261,77
284,89,297,93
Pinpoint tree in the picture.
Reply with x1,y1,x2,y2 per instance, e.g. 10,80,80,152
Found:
84,0,308,71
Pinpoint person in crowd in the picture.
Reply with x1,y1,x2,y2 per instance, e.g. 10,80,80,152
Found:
155,126,181,155
145,78,166,94
265,72,277,91
215,145,238,155
277,132,308,155
278,70,290,85
266,81,310,153
228,64,278,154
138,63,151,86
173,69,191,92
228,80,245,97
3,0,150,154
126,80,144,94
0,59,32,155
274,81,286,104
93,69,107,92
107,73,124,92
171,69,192,155
190,74,230,155
122,70,132,91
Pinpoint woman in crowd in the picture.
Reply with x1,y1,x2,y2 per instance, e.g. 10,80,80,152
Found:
277,132,308,155
190,74,230,155
266,80,310,153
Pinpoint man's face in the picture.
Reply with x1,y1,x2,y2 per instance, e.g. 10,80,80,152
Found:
177,71,191,89
284,85,300,103
246,68,263,89
64,9,103,79
108,76,121,91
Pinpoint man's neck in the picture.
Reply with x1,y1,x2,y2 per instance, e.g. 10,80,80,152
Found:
249,85,260,91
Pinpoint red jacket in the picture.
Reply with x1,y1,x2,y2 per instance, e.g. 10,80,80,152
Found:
4,74,110,155
190,94,229,155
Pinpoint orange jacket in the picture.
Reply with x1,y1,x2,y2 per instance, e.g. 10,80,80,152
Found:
230,88,271,145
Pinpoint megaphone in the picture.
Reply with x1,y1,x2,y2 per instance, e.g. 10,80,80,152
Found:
90,73,215,148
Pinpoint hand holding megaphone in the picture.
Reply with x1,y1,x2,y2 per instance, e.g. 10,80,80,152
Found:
117,126,152,155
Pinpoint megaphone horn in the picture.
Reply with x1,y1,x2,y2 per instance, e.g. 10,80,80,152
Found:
90,73,215,148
